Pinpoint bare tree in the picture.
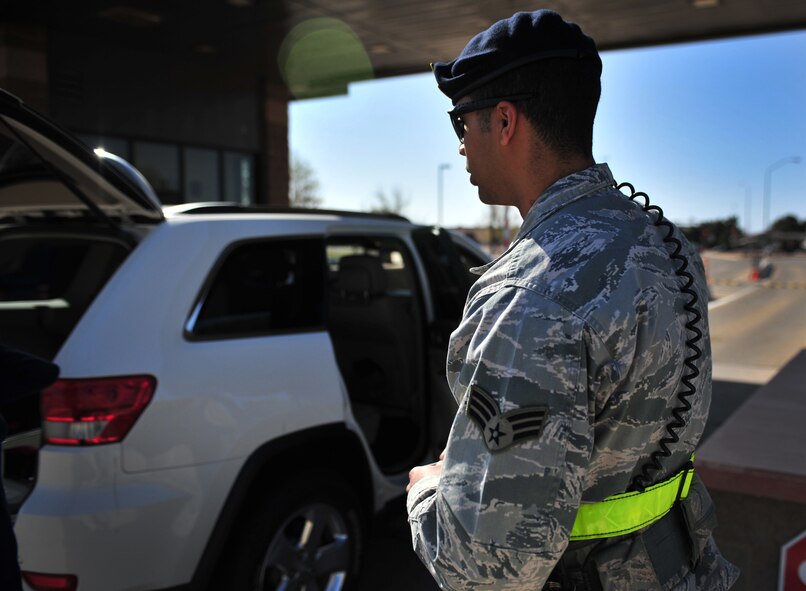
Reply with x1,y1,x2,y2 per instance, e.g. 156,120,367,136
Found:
370,187,409,216
289,153,323,208
483,205,514,256
488,205,503,250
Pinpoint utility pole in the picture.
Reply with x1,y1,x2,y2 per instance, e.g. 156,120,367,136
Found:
738,181,751,235
763,156,800,233
437,163,451,226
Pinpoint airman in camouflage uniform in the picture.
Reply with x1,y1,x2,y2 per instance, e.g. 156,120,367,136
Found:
406,10,739,591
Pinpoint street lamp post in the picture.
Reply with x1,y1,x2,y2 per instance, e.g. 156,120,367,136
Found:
740,183,751,236
437,163,451,226
763,156,801,233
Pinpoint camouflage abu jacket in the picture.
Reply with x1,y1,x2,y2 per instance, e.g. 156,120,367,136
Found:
407,164,738,590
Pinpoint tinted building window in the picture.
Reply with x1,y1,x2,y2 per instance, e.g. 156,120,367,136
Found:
190,239,325,339
184,147,219,201
133,141,180,197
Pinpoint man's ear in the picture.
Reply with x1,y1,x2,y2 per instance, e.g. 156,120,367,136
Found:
496,101,519,146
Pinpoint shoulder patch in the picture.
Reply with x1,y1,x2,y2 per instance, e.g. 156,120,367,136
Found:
466,385,549,452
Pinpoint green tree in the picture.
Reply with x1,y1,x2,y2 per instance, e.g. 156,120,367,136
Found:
289,154,322,208
771,214,801,232
680,217,742,250
771,214,804,251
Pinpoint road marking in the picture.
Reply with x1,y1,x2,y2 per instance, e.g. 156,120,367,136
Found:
707,280,806,308
709,278,747,286
708,284,758,311
763,281,806,290
708,279,806,288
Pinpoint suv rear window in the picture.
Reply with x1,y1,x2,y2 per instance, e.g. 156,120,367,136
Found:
0,234,130,360
0,132,50,179
188,238,325,339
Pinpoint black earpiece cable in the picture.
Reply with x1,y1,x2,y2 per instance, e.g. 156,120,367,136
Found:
617,182,704,492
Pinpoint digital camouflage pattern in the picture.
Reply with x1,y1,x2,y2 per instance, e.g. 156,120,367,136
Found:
407,164,739,590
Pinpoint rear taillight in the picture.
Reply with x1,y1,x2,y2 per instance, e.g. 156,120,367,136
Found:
41,375,156,445
21,572,78,591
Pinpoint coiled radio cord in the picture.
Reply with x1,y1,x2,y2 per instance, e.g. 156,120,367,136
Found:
617,182,704,493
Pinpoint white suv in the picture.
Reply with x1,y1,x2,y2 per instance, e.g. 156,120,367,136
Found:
0,89,488,591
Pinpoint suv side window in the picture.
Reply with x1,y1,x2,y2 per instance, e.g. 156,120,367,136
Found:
326,238,416,294
187,238,325,339
411,228,475,325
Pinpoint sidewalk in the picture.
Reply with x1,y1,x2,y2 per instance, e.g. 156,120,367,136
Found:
698,348,806,589
699,349,806,503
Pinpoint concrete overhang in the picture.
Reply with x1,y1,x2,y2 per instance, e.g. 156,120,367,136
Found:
3,0,806,98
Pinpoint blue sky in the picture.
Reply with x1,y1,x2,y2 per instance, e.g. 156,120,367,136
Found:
290,29,806,233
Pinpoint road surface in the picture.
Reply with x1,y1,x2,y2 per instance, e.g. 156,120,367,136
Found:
705,251,806,384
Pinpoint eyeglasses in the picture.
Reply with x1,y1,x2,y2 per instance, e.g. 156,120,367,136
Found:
447,94,535,142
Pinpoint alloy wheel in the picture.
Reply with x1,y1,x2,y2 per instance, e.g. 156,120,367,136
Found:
256,502,352,591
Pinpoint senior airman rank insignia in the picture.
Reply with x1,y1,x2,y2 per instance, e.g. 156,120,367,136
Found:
466,385,548,452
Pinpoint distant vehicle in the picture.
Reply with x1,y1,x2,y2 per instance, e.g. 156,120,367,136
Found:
0,88,489,591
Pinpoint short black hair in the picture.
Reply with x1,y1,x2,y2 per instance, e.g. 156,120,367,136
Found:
470,57,601,159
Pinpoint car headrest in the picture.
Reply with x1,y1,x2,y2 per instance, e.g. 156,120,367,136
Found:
336,255,386,299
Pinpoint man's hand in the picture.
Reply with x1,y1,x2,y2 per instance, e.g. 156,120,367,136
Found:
407,449,446,492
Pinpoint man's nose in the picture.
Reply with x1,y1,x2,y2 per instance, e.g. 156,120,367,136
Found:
458,142,466,156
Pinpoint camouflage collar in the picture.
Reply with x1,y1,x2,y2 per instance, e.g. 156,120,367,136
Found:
470,163,616,275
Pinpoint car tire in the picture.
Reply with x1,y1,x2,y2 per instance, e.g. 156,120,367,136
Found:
217,471,366,591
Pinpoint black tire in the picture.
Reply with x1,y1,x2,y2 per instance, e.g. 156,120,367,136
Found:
217,471,366,591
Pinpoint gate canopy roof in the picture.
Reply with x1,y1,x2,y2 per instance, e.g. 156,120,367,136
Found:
4,0,806,98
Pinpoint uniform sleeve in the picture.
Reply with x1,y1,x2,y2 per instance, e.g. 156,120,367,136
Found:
407,286,594,590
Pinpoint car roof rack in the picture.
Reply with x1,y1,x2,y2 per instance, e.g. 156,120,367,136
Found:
163,202,410,222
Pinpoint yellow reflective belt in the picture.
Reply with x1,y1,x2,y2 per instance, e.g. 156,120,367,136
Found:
569,462,695,541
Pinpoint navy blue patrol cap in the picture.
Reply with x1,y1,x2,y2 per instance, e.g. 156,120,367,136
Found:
433,10,601,104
